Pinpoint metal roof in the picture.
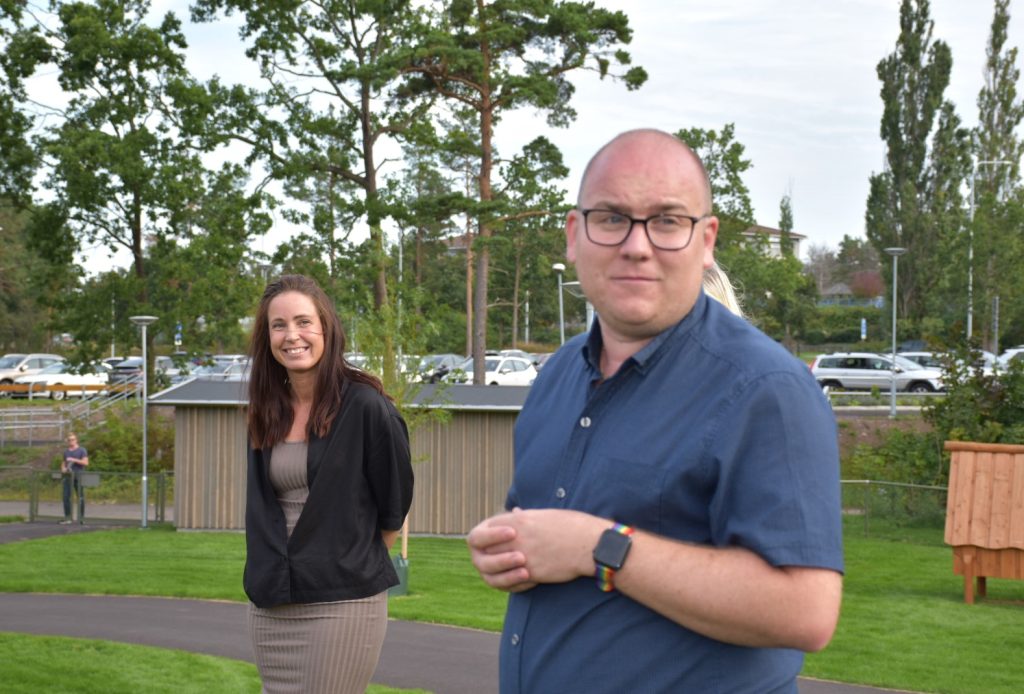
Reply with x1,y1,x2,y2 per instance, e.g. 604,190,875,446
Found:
149,379,528,411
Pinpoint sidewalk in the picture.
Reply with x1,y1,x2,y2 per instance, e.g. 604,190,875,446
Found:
0,521,918,694
0,499,170,524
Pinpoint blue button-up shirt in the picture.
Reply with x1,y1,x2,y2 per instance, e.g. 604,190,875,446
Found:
501,292,843,693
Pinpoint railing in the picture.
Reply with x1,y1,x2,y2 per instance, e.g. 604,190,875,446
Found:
0,380,142,448
0,467,173,525
63,377,142,422
0,409,69,448
825,388,945,408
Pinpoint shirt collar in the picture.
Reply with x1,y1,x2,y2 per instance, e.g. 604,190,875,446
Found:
580,291,709,377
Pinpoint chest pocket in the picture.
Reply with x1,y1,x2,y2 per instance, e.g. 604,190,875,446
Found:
572,454,665,533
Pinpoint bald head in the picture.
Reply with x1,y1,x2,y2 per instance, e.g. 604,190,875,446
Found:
576,129,713,213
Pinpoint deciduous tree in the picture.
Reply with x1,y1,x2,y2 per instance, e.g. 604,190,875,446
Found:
972,0,1024,351
866,0,971,327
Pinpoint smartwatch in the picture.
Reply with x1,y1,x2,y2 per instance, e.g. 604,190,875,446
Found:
593,522,634,592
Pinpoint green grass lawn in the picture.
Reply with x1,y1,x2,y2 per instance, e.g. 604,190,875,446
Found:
2,522,1023,693
0,633,425,694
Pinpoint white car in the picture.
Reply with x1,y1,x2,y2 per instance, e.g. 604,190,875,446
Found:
447,356,537,386
0,353,66,397
1000,346,1024,367
12,362,109,400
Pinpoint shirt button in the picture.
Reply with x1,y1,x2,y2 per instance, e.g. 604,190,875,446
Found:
555,487,566,499
511,633,520,646
580,416,591,428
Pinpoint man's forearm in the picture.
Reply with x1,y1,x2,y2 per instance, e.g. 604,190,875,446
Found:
613,530,842,651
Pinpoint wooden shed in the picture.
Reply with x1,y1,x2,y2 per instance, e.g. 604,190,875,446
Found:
943,440,1024,604
150,380,526,534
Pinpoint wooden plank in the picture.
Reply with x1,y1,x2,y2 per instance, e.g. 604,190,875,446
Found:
1009,453,1024,549
947,451,977,546
989,452,1013,547
968,452,994,547
945,441,1024,454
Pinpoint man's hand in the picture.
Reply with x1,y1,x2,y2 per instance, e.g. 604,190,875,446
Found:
467,516,534,592
468,509,606,592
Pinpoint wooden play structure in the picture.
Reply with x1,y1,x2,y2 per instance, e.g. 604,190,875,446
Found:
944,441,1024,604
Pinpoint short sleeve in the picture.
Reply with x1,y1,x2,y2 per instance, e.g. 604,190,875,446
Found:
365,402,414,531
706,370,844,573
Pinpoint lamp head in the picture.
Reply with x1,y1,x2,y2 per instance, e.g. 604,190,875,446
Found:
552,262,566,273
129,315,158,327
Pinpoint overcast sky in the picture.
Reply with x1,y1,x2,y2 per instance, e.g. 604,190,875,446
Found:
75,1,1024,271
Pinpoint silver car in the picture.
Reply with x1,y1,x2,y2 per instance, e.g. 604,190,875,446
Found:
811,352,943,392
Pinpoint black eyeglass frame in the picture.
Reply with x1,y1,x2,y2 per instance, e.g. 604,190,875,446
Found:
579,208,710,251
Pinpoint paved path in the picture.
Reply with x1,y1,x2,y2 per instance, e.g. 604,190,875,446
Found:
0,522,915,694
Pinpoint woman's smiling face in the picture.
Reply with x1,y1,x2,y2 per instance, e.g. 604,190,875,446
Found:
267,291,325,376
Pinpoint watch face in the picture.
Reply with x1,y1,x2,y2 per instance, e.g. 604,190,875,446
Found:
593,528,632,571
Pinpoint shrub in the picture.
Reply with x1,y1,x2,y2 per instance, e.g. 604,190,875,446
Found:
76,407,175,473
924,347,1024,445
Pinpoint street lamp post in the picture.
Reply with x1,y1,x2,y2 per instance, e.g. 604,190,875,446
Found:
552,263,566,345
884,248,906,419
967,159,1011,340
130,315,158,528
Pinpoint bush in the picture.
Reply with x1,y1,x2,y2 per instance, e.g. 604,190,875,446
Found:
846,345,1024,491
924,347,1024,445
76,407,175,473
846,428,946,486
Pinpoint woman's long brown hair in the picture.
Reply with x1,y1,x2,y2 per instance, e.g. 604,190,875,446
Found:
247,275,385,450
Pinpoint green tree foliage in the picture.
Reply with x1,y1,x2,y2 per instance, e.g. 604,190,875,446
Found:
925,344,1024,445
192,0,436,309
487,137,569,348
972,0,1024,351
0,0,45,202
778,193,794,257
147,166,271,355
675,123,754,250
34,0,202,293
405,0,646,381
866,0,972,326
835,235,880,285
0,202,48,350
677,124,814,346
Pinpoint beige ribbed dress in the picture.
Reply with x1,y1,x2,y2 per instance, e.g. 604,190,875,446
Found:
248,441,388,694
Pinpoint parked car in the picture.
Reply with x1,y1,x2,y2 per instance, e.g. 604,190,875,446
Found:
212,353,247,365
900,350,998,377
415,353,465,383
12,361,109,400
446,355,537,386
108,357,145,388
346,353,368,370
897,351,943,369
532,352,554,371
190,362,234,380
220,360,251,381
1000,346,1024,367
810,352,943,392
0,353,66,397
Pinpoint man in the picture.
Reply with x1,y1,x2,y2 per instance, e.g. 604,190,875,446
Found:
468,129,843,692
60,433,89,525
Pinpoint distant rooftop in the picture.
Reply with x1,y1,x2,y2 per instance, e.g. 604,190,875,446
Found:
149,379,529,411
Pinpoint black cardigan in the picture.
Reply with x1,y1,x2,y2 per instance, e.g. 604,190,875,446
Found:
244,381,414,608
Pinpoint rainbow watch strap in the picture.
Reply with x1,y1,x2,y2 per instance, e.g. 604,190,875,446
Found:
595,523,635,592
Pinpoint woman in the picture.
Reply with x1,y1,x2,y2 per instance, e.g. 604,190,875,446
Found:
244,274,413,694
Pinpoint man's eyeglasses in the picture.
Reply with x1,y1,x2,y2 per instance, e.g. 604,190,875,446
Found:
580,209,709,251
